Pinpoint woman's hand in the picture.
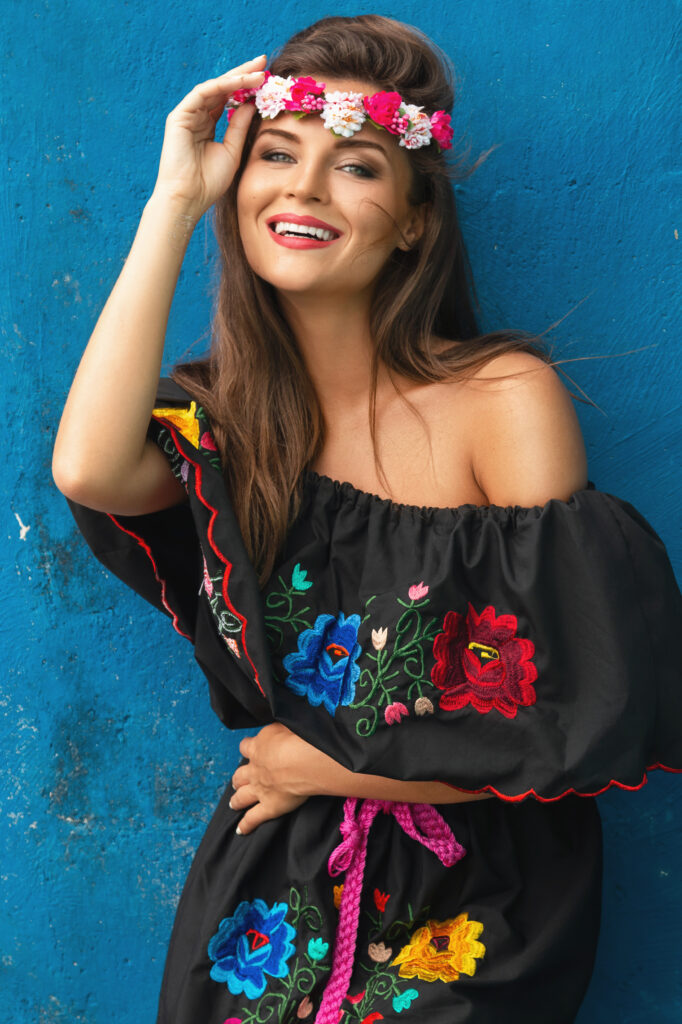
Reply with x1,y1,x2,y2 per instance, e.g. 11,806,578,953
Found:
231,723,321,835
152,54,266,221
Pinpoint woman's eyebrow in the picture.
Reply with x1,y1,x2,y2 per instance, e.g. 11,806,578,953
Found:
256,127,390,157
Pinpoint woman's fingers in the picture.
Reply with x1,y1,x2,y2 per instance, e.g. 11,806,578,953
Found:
235,804,270,836
183,67,265,111
230,784,258,811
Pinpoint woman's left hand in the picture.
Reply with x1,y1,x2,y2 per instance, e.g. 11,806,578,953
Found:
231,723,324,835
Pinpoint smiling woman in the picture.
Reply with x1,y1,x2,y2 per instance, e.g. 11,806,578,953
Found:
52,13,682,1024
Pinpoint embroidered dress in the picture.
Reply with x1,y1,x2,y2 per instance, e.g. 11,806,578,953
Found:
66,378,682,1024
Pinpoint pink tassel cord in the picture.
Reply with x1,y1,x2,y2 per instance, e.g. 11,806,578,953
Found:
314,799,466,1024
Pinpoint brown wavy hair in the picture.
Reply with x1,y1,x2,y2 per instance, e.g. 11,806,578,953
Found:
172,14,545,586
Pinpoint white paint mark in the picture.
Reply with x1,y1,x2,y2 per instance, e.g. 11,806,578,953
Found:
14,513,30,541
675,229,679,241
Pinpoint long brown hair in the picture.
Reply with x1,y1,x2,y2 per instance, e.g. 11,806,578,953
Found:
173,14,546,586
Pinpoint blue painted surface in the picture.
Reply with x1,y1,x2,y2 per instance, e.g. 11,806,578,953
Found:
1,1,680,1020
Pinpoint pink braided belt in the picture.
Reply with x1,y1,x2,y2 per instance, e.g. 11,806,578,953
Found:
314,798,466,1024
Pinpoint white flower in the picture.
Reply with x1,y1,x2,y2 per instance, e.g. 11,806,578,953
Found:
255,75,293,119
321,91,366,137
399,105,433,150
371,627,388,651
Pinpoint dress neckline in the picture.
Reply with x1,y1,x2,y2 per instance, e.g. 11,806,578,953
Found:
303,468,594,520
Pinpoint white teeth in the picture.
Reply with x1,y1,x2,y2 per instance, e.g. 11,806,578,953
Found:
272,221,336,241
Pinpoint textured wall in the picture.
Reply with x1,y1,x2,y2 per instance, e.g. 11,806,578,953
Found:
1,0,680,1021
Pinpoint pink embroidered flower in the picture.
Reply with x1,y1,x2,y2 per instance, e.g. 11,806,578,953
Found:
285,75,326,112
226,637,241,658
430,110,454,150
200,431,217,451
371,626,388,651
408,581,429,601
431,603,537,718
384,701,409,725
296,997,313,1019
399,106,433,150
255,74,292,119
202,558,214,598
363,91,404,132
180,460,190,483
346,990,366,1005
322,91,366,137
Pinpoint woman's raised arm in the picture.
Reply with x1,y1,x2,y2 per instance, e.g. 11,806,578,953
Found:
52,57,266,515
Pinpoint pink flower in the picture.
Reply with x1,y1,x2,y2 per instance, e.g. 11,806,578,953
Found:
363,91,404,132
202,558,213,598
200,431,217,451
408,581,429,601
285,75,326,111
430,111,454,150
384,701,409,725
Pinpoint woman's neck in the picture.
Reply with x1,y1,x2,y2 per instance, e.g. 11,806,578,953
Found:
278,290,383,414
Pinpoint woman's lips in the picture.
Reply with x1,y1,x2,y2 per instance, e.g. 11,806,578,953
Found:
266,213,343,249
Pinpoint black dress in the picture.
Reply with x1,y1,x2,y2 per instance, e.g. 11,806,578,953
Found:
67,379,682,1024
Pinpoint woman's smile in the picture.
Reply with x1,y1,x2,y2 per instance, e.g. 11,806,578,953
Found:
266,212,343,248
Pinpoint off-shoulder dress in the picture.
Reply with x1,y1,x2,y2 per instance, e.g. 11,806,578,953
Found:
67,379,682,1024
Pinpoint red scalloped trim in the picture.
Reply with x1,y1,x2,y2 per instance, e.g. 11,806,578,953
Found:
438,762,682,803
107,514,193,641
162,422,265,698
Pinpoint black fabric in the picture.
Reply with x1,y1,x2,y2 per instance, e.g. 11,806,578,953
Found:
65,379,681,1022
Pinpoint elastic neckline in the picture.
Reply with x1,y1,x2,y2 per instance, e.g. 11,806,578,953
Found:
303,468,594,519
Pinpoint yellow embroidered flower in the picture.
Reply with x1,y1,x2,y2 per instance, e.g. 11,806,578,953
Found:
152,401,200,448
333,885,344,909
391,913,485,983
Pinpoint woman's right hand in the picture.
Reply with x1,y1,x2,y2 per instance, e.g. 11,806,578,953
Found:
152,55,266,221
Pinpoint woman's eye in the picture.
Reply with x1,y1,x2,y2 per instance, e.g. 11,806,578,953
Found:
340,163,376,178
262,150,295,163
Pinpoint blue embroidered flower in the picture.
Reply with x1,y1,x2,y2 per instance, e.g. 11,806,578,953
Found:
207,898,296,998
282,612,362,714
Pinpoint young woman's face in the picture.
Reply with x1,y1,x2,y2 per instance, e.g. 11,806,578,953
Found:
236,78,423,302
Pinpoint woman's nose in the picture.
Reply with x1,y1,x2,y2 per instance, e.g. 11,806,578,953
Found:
284,160,329,203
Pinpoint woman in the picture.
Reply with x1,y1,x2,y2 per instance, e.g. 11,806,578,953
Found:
53,15,681,1024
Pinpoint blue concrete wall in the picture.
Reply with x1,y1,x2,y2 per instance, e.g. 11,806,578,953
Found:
1,1,679,1020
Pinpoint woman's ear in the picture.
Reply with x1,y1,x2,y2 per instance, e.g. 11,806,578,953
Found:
398,203,427,250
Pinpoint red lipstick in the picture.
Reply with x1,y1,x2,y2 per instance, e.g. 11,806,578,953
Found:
266,212,342,249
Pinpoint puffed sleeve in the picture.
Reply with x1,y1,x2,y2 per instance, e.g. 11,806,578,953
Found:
63,377,274,727
258,475,682,801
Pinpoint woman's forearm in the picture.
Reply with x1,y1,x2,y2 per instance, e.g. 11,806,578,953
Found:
300,743,491,804
52,192,198,510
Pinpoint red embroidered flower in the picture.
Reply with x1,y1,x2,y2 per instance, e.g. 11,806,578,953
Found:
363,91,404,132
431,604,537,718
374,889,390,912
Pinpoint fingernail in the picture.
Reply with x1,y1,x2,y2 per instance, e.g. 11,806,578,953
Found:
228,799,234,809
235,825,242,835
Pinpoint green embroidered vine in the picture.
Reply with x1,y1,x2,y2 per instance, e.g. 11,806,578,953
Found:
349,591,440,737
264,563,314,649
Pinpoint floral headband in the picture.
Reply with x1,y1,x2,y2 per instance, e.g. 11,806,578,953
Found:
227,71,454,152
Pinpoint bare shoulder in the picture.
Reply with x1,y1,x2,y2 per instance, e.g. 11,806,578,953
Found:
460,349,588,507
